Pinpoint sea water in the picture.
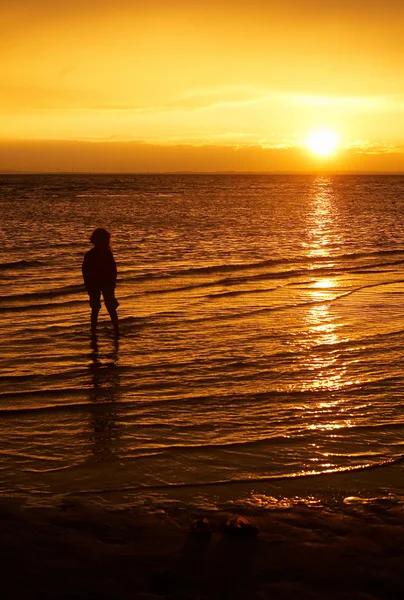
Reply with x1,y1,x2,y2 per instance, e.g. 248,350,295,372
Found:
1,173,404,511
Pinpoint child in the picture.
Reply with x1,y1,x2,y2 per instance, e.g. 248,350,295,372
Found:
82,228,119,335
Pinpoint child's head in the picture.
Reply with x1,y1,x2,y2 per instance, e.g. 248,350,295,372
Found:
90,228,111,248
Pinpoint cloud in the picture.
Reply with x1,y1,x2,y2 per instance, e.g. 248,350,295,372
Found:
347,141,404,155
1,139,403,174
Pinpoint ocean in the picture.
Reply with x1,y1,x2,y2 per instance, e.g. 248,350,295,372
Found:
1,173,404,513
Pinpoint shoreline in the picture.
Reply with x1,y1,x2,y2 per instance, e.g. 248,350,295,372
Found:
1,498,404,599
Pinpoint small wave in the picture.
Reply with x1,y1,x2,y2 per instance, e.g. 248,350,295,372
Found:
61,456,404,498
331,420,404,435
114,252,404,297
0,387,87,404
0,298,85,313
180,293,350,325
0,283,83,303
164,249,404,278
0,398,122,417
130,264,404,300
121,258,304,284
162,249,404,279
168,260,286,276
206,287,277,299
135,268,331,297
0,260,45,271
338,248,404,261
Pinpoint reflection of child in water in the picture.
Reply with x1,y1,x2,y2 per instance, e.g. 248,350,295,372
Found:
82,228,119,335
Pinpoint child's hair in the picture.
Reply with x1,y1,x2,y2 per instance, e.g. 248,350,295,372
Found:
90,228,111,247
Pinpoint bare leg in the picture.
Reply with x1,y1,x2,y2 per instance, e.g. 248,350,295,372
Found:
91,308,99,335
109,308,119,335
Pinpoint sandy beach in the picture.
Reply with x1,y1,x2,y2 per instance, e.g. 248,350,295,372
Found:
1,499,403,599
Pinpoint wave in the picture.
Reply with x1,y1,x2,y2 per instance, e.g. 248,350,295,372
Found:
0,260,45,271
0,299,85,313
3,248,402,307
163,277,404,323
123,261,404,299
0,398,122,417
206,287,277,299
126,248,404,280
175,293,350,324
61,455,404,498
0,387,88,403
5,241,84,253
339,248,404,261
164,249,404,278
3,263,401,311
0,283,83,303
0,382,359,418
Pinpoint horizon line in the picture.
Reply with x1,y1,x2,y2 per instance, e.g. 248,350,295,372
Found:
1,170,404,176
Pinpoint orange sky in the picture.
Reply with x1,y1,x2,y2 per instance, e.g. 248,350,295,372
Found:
1,1,404,172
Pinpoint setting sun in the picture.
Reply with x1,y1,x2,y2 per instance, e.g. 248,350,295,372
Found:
306,130,339,157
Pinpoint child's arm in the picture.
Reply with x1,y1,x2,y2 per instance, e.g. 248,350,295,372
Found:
82,252,94,290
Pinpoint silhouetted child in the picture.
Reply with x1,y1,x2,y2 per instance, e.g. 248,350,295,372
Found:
82,228,119,335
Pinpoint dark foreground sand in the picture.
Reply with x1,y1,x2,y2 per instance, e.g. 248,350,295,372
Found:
1,500,403,600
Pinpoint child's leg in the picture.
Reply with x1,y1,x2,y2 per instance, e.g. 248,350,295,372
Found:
91,308,100,334
109,308,119,333
88,289,101,334
103,288,119,334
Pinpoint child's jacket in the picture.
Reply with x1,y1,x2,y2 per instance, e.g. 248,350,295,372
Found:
82,247,117,291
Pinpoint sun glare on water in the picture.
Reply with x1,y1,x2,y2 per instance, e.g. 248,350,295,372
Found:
306,129,339,157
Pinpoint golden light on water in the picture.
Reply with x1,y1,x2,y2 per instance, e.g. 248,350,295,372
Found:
312,278,335,289
302,177,345,391
305,177,340,259
308,422,347,431
296,176,360,461
306,302,340,348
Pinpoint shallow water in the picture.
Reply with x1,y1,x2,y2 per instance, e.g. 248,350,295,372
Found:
1,173,404,510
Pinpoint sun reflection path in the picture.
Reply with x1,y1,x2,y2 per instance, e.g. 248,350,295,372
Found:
305,176,341,259
302,279,347,393
303,178,344,371
293,178,360,473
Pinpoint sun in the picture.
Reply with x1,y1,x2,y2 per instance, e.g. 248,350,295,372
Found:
306,129,339,157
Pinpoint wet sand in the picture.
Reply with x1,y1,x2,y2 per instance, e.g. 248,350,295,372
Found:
1,499,404,599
